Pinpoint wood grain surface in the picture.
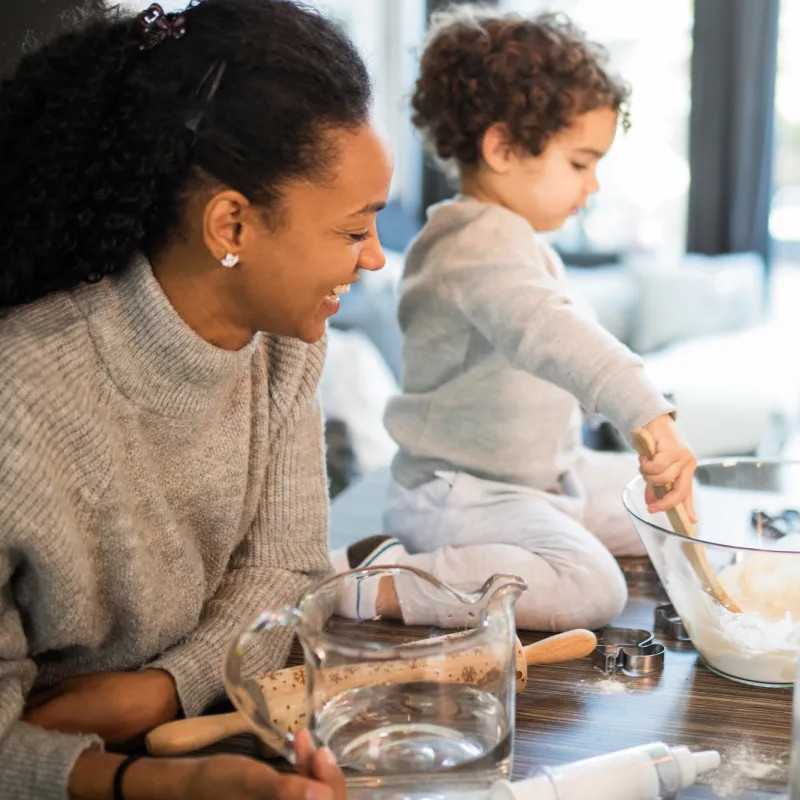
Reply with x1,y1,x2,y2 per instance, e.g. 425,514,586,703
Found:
160,558,794,799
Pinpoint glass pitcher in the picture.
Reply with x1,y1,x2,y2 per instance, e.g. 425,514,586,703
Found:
224,565,526,799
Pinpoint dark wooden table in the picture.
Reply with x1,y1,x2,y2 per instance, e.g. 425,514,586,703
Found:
511,559,793,799
203,558,794,799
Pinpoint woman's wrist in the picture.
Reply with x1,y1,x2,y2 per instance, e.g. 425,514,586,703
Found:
115,754,192,800
69,750,192,800
69,750,123,800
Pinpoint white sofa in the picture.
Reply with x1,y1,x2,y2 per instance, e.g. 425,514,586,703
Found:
568,252,799,458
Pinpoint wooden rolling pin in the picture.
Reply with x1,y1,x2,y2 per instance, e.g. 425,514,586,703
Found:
632,427,741,613
146,628,596,756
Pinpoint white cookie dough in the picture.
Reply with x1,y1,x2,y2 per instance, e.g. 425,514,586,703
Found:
664,535,800,685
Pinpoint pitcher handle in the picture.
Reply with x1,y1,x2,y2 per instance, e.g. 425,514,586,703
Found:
223,606,304,763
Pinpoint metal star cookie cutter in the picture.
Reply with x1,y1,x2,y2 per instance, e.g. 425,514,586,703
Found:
592,625,665,677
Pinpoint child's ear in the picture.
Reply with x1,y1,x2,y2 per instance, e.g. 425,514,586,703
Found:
480,123,515,174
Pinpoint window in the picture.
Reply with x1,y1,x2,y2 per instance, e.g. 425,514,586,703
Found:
770,0,800,266
310,0,425,213
499,0,693,259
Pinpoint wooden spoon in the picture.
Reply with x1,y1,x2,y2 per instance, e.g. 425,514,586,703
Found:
632,426,741,613
146,627,597,757
521,628,597,665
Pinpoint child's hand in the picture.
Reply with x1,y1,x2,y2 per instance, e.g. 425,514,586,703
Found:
638,414,697,522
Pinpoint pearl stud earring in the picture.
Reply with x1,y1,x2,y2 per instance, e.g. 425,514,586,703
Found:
221,253,239,268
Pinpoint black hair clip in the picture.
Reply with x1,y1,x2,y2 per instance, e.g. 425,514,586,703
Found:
138,3,187,51
184,60,227,144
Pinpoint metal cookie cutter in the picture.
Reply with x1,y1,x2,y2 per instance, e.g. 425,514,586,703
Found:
751,508,800,539
654,603,691,642
592,626,665,677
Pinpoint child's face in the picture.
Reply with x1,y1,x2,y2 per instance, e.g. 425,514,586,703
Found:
494,107,618,232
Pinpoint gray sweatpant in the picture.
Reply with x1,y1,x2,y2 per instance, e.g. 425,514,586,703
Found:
383,448,643,632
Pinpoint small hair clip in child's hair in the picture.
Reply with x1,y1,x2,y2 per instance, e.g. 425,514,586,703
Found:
138,3,187,51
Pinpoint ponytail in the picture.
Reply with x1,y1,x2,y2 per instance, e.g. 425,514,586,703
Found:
0,8,195,307
0,0,372,309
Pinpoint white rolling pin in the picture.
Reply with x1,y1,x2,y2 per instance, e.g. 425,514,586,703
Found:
146,628,596,756
490,742,721,800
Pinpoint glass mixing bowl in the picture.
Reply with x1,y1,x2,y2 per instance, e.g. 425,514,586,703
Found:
623,459,800,688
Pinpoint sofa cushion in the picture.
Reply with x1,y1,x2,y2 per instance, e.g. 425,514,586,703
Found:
643,324,800,456
628,251,765,354
320,328,399,474
565,264,637,344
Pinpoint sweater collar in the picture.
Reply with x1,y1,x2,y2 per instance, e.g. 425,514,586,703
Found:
75,254,258,416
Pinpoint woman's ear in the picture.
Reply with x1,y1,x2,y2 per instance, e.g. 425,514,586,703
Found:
202,189,249,262
480,123,516,175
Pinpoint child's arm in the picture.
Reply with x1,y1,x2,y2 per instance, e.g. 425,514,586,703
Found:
448,246,663,431
445,226,695,514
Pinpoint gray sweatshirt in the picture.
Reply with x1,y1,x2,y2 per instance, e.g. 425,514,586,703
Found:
385,197,674,491
0,256,331,800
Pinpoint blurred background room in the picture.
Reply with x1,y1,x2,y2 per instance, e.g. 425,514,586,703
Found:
4,0,798,542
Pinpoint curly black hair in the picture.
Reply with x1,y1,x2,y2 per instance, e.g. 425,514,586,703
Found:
0,0,372,309
412,5,629,169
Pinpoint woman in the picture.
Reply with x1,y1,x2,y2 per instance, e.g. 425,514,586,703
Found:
0,1,392,798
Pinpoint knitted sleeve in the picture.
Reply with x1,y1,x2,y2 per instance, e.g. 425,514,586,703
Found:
446,208,674,436
150,340,332,716
0,386,104,800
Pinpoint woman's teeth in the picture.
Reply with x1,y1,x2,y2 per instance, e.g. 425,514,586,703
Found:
328,284,351,299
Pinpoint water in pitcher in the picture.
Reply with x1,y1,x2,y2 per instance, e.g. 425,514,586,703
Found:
314,681,512,799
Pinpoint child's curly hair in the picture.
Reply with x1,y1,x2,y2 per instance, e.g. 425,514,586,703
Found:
412,5,630,168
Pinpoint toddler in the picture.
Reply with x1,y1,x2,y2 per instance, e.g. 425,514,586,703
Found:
332,6,695,632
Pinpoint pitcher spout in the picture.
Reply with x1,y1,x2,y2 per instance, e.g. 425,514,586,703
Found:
478,573,527,618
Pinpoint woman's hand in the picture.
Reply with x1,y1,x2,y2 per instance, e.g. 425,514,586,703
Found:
181,732,345,800
293,728,346,793
68,733,346,800
639,414,697,521
25,669,179,745
179,755,343,800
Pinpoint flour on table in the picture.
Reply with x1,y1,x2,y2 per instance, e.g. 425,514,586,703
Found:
707,742,786,798
580,677,629,695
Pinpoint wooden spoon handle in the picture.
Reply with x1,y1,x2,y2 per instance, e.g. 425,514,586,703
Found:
522,629,597,665
146,630,598,757
631,428,696,536
631,427,741,613
146,711,250,756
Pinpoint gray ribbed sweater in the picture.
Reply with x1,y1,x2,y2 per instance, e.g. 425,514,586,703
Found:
0,256,331,799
